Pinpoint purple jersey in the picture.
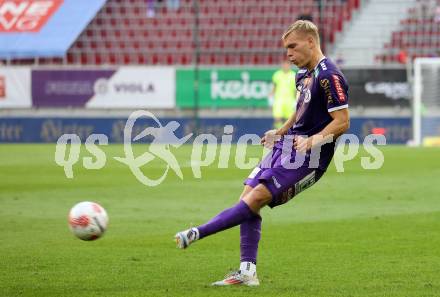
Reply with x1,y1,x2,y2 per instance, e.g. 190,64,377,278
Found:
275,57,349,170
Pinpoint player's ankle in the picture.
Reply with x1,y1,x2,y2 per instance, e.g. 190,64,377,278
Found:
239,261,257,277
191,227,200,241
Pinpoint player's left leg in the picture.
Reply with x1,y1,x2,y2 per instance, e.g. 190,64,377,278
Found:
209,184,269,286
238,185,261,275
211,186,263,286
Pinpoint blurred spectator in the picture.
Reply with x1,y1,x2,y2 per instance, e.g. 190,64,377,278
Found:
147,0,170,17
147,0,155,17
435,4,440,22
269,60,297,129
397,47,408,64
167,0,180,11
314,0,323,7
414,0,436,19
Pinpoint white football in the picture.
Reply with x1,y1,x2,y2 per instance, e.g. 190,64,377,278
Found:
68,201,109,241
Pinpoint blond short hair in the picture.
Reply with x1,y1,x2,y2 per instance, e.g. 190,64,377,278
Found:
282,20,320,44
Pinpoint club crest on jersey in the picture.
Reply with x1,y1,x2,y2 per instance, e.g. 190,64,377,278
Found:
301,77,312,103
303,77,312,88
303,89,311,103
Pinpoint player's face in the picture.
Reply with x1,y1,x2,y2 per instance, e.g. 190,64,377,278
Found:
283,31,313,69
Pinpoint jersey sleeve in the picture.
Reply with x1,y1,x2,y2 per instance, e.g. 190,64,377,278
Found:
319,72,349,113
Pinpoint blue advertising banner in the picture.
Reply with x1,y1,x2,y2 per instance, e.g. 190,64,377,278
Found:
0,0,106,58
0,117,411,144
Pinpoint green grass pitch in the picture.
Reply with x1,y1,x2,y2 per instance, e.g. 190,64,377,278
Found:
0,144,439,297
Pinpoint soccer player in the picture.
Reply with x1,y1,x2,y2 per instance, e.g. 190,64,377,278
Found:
269,60,297,129
175,20,350,286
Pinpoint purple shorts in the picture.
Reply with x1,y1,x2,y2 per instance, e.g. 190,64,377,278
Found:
244,147,325,208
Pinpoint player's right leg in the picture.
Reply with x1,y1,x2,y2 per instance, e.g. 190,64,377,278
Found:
174,148,277,250
175,186,253,249
174,184,271,249
174,227,199,249
239,185,254,201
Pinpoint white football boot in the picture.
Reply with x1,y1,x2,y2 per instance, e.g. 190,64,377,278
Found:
211,270,260,286
174,228,199,249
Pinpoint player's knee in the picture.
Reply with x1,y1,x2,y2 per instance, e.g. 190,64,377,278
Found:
243,186,272,208
239,185,253,201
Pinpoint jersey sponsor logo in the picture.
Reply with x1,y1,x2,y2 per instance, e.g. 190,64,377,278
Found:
320,78,333,105
0,0,63,32
298,69,307,74
320,62,327,71
331,74,346,103
0,76,5,98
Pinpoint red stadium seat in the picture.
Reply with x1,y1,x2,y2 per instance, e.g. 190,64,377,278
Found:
12,0,360,65
379,1,440,65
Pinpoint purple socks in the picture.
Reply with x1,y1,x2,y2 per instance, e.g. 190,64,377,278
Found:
197,200,256,239
240,215,262,264
196,200,262,265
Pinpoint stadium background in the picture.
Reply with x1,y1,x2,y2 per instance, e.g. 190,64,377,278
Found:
1,1,440,297
1,0,431,144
